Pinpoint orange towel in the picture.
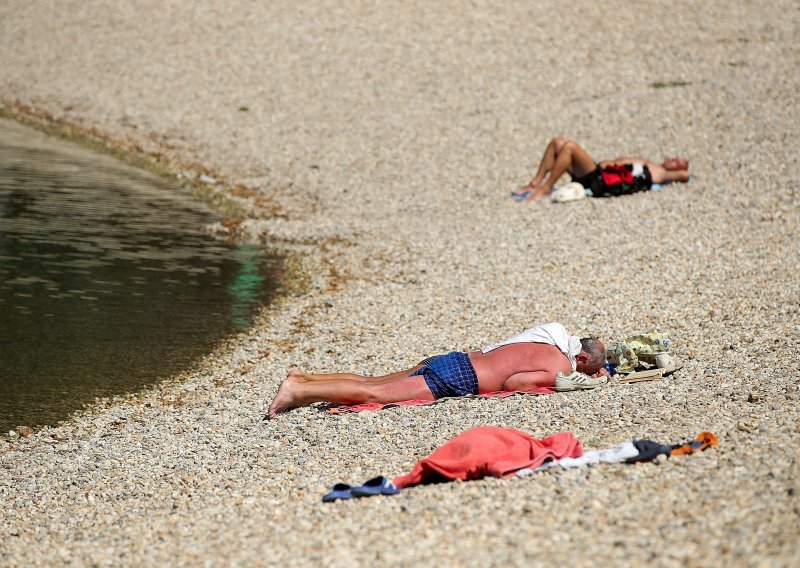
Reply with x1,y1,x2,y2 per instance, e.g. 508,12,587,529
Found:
393,426,582,488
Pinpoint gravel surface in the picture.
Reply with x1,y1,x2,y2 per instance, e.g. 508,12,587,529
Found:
1,1,798,565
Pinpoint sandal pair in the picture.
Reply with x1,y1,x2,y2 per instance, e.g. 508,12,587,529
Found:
322,476,401,502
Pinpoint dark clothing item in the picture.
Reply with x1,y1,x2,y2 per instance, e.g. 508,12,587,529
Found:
626,432,719,463
592,164,653,197
572,165,602,189
411,351,478,399
416,355,438,366
625,439,672,463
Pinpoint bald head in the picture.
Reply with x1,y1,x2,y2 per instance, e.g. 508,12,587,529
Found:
577,337,606,374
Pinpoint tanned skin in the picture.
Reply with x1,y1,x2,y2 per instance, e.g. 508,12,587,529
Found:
513,137,691,201
266,342,607,419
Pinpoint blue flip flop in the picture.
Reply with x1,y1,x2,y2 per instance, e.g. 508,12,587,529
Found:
322,483,354,502
511,191,530,201
350,476,401,498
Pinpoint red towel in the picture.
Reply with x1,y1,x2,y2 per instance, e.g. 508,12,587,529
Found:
328,388,554,414
393,426,582,488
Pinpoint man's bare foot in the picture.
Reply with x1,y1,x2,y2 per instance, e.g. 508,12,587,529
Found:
525,186,551,201
512,184,534,197
287,369,304,380
266,377,302,419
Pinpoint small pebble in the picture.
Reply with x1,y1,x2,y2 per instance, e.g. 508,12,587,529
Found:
15,426,34,437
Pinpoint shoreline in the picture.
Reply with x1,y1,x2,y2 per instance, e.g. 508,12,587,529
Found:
0,102,322,437
1,100,254,223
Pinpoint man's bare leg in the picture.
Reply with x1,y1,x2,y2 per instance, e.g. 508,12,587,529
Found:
288,366,424,383
527,140,597,201
287,369,368,382
266,371,435,418
514,137,566,195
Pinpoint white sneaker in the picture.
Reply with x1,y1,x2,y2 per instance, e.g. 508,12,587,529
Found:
554,371,608,392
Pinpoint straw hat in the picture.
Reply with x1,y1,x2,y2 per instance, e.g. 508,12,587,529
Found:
551,182,586,203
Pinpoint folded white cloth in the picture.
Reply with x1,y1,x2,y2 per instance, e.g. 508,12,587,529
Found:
514,441,641,476
481,322,582,370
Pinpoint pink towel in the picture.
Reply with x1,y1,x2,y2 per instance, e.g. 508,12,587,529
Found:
327,388,554,414
393,427,582,488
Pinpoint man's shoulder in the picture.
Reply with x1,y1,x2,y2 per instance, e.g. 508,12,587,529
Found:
532,321,568,334
503,341,567,357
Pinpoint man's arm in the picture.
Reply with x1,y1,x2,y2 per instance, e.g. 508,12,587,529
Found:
502,371,556,392
601,157,656,168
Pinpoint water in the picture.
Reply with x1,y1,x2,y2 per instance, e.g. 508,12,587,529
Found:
0,118,284,432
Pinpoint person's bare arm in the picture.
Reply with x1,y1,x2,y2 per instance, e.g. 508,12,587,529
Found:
502,371,555,392
601,157,655,168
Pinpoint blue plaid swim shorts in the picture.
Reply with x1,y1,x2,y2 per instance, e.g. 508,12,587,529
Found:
411,351,478,399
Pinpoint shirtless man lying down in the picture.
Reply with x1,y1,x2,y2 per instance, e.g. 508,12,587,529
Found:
513,137,691,201
266,322,608,419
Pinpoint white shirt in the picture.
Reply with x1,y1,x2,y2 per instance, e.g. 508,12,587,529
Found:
481,322,582,370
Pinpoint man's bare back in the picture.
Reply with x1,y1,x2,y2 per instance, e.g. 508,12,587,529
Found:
469,343,573,392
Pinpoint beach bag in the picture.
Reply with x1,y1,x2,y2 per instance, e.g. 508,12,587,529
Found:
606,332,671,373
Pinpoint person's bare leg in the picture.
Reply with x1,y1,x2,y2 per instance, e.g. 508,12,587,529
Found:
514,137,567,196
648,163,690,184
266,372,434,418
529,137,566,188
527,140,597,200
289,366,424,383
288,369,370,382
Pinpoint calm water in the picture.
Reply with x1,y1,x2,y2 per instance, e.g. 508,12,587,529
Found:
0,118,284,432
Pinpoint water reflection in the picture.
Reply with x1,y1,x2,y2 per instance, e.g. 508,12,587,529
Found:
228,243,267,330
0,118,284,431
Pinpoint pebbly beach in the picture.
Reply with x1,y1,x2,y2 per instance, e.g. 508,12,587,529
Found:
1,1,799,565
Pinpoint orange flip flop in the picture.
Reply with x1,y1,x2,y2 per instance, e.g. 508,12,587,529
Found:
670,431,718,456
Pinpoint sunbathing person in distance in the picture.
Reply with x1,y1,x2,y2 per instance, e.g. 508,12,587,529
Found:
513,137,691,201
266,322,608,418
